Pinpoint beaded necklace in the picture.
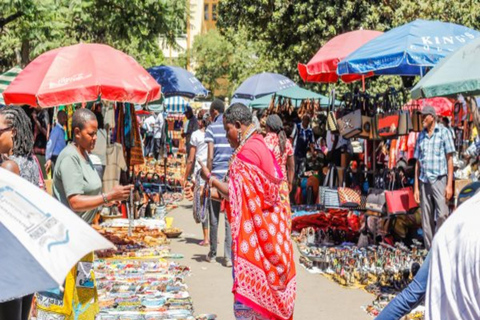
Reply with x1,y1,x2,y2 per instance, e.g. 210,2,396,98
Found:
224,124,257,182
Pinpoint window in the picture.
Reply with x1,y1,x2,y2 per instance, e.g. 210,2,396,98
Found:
212,4,217,21
204,4,209,21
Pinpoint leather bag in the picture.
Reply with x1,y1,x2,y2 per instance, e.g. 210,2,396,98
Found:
338,187,361,208
338,109,362,139
385,187,418,215
369,114,382,141
398,110,413,136
359,115,372,139
378,113,400,138
366,188,386,214
411,110,423,132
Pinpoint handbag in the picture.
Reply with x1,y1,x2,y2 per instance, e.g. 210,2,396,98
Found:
338,187,361,208
378,113,400,137
384,173,418,215
327,89,338,132
366,188,386,214
369,114,382,141
359,115,372,139
385,187,417,215
319,164,340,209
398,110,413,136
338,109,362,139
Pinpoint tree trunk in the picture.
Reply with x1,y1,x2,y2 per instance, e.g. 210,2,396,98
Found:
20,39,30,67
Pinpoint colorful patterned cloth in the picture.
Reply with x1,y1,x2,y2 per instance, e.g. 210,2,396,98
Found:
264,132,293,181
227,135,296,320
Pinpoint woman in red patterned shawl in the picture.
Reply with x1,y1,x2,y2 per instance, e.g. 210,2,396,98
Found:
199,104,296,320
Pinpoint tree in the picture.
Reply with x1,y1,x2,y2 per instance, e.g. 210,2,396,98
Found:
217,0,480,95
0,0,187,69
191,29,232,96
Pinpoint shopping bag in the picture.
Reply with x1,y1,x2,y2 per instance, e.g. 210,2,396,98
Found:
398,111,413,136
359,115,372,139
385,187,418,215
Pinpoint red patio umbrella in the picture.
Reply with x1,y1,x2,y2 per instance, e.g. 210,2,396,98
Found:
3,43,161,107
298,30,383,83
405,97,455,117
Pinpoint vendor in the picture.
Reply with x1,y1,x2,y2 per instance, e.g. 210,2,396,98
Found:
38,108,133,320
292,115,315,177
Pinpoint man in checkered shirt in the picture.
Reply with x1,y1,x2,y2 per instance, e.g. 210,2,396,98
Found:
414,105,455,250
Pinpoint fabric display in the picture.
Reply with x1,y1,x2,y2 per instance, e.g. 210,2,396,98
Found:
103,143,128,193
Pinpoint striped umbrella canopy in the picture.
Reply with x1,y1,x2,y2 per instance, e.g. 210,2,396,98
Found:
0,66,22,105
164,96,189,113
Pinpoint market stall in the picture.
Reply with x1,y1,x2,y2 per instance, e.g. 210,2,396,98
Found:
289,20,480,319
2,43,213,319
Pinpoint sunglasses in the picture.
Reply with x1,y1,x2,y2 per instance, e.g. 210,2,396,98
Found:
0,126,13,135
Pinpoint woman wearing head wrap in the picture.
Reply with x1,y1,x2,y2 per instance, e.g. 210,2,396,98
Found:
0,106,40,320
198,104,296,320
264,114,295,191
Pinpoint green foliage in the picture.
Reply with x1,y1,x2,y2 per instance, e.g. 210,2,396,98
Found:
0,0,187,70
191,29,232,96
190,27,277,96
217,0,480,96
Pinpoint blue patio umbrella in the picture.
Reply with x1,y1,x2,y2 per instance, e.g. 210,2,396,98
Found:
337,19,480,76
147,65,209,99
232,72,296,101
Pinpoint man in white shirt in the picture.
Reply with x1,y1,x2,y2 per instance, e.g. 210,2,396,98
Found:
143,113,156,157
426,184,480,320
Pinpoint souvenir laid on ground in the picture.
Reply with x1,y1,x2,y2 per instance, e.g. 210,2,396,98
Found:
94,259,196,320
162,228,183,238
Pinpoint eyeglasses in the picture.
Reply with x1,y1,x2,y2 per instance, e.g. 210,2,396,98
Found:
0,126,13,135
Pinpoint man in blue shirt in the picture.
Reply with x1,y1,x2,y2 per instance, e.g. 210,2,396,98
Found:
414,106,455,249
204,99,233,267
45,110,67,175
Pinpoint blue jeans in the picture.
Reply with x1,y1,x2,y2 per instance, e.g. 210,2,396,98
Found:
375,252,431,320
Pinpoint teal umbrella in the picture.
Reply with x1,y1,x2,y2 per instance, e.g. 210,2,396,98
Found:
249,87,338,109
411,37,480,99
249,94,274,109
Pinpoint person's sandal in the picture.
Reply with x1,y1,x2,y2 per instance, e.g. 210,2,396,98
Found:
199,240,210,246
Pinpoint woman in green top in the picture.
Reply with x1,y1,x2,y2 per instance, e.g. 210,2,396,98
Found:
37,108,132,320
53,108,132,223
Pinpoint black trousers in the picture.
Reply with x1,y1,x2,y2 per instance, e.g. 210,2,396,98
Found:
0,294,33,320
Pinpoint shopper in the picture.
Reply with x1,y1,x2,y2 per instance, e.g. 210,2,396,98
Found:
45,110,67,175
425,186,480,320
183,106,199,157
32,107,50,178
184,110,211,246
291,115,315,177
152,110,165,160
199,103,296,320
264,114,294,191
143,111,156,157
413,105,455,249
204,99,233,266
37,108,132,320
0,106,40,320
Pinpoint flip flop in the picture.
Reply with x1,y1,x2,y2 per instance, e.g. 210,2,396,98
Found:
199,240,210,246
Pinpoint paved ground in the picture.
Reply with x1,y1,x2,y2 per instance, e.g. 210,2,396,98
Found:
169,201,373,320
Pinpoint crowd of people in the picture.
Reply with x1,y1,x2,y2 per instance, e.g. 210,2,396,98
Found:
1,95,480,320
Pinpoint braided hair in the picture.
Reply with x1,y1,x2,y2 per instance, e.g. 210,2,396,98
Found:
266,114,287,153
0,106,34,156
